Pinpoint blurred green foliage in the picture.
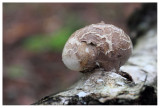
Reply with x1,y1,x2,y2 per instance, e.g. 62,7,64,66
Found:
23,27,73,52
23,14,85,53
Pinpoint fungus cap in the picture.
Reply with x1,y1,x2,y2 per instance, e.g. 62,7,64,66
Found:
62,22,132,72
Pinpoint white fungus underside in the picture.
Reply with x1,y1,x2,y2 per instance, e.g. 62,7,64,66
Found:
62,54,81,71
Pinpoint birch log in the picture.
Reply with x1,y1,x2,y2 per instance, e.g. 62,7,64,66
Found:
33,27,157,105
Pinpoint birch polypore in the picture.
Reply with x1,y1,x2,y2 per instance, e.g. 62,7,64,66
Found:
62,22,132,72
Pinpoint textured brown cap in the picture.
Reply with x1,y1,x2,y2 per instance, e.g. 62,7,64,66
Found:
62,22,132,72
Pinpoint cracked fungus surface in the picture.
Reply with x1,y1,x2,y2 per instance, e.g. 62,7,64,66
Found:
62,22,132,72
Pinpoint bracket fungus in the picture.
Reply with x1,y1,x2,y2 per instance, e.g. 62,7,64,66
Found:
62,21,133,72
